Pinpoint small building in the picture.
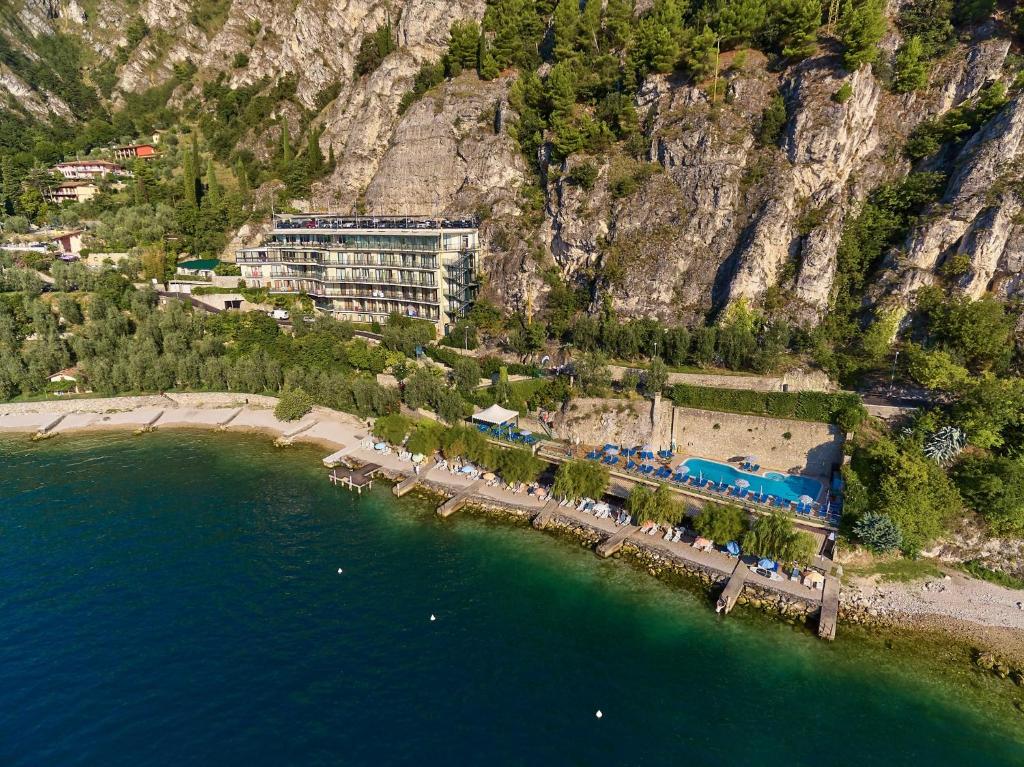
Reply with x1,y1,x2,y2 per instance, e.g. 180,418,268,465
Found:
48,367,82,394
51,230,85,256
113,144,157,161
45,182,99,204
52,160,130,181
176,258,220,278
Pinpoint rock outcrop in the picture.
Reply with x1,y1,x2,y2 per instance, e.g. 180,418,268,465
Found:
5,2,1024,323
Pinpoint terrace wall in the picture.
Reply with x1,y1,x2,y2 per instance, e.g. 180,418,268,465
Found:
554,397,843,479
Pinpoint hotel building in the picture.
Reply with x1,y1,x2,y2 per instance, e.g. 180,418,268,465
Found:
237,215,480,333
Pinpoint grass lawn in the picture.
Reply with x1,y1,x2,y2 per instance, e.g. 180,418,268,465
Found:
845,558,945,583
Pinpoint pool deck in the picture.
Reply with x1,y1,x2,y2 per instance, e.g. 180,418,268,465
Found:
538,443,839,530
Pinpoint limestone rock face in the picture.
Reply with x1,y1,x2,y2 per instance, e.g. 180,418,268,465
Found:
6,3,1024,322
363,73,525,216
889,95,1024,299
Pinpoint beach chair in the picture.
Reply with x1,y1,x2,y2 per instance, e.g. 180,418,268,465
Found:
608,456,619,466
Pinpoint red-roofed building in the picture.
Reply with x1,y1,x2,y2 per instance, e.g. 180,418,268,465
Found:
113,144,157,161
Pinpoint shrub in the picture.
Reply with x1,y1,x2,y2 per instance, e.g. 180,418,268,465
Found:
275,387,313,421
756,95,787,146
832,83,854,103
669,384,865,425
566,161,598,190
852,511,902,552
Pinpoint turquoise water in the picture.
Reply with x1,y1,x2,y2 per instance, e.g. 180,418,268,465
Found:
1,431,1022,765
683,457,823,503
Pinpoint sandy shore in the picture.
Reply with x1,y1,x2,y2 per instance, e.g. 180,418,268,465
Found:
2,394,1022,660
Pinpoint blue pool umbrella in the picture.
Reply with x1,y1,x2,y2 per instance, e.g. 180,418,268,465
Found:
758,558,777,570
726,541,740,556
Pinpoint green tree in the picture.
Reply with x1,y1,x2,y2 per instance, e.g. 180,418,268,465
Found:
742,512,817,564
374,413,412,444
693,502,748,542
898,0,954,58
446,21,480,76
452,356,482,394
553,459,609,501
766,0,822,60
275,387,313,421
205,158,221,210
603,0,635,50
642,357,668,395
573,351,611,394
235,158,251,207
716,0,767,49
497,447,545,485
893,36,928,93
837,0,886,70
552,0,581,61
280,121,293,169
852,511,902,552
953,455,1024,537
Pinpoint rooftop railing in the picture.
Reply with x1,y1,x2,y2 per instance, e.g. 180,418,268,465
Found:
273,214,478,231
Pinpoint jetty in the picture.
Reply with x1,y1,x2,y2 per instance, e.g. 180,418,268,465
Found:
436,480,482,517
392,460,434,497
328,463,380,494
818,576,840,640
531,499,559,529
595,524,640,557
716,559,748,614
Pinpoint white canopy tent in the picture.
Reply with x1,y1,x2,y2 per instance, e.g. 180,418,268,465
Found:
471,404,520,427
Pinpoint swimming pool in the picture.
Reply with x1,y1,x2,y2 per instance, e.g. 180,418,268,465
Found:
681,458,822,505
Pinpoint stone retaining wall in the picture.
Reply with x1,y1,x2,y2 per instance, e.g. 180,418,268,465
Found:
556,398,843,476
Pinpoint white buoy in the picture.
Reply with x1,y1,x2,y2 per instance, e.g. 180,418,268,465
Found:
430,614,436,622
337,568,343,574
595,710,603,719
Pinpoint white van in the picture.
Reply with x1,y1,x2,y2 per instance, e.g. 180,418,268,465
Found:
268,309,290,321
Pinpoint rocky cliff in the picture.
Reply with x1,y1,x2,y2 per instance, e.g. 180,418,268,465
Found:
4,1,1024,324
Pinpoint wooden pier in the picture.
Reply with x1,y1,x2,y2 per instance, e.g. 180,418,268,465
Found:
595,524,639,557
818,576,840,640
436,480,482,518
329,463,380,494
716,559,748,614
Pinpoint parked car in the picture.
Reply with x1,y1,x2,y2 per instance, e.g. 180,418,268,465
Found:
268,309,290,321
749,565,783,581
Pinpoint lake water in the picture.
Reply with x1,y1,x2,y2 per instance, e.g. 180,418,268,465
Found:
1,431,1022,765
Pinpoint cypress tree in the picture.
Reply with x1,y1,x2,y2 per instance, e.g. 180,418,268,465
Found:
189,133,201,181
205,158,220,209
893,35,929,93
306,129,325,177
234,158,250,207
281,121,293,168
182,151,197,208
